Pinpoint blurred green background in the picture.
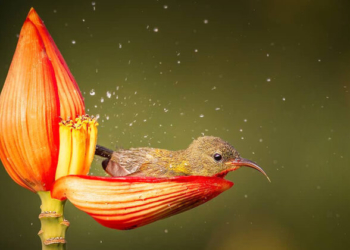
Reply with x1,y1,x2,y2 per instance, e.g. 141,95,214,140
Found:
1,0,350,249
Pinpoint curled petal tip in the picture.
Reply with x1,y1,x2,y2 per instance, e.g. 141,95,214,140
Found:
28,7,36,16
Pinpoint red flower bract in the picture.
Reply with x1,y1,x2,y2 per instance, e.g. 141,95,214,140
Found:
52,175,233,230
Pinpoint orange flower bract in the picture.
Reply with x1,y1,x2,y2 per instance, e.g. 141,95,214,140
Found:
0,9,85,192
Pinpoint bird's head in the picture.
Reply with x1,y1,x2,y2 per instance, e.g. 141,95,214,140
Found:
185,136,270,181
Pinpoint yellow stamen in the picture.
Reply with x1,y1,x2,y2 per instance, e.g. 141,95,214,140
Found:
68,121,87,175
82,120,98,175
55,122,72,180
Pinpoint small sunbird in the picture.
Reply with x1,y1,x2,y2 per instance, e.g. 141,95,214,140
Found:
95,136,270,181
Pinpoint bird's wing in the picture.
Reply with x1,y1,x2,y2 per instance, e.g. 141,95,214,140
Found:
103,149,154,177
103,158,131,176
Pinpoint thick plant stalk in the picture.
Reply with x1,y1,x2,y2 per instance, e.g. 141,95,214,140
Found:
37,191,69,250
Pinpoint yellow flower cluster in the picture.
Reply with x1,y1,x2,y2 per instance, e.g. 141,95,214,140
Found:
55,115,98,180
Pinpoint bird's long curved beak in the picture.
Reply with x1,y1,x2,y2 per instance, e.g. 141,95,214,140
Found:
225,158,271,182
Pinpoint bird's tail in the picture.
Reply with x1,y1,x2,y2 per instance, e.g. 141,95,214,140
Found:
95,145,113,159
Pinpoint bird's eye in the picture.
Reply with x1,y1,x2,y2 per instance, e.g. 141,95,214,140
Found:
213,153,222,161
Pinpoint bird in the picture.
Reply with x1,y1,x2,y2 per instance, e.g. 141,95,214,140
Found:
95,136,270,181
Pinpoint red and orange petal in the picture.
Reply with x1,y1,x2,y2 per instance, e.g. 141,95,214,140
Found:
52,175,233,230
27,8,85,120
0,19,60,192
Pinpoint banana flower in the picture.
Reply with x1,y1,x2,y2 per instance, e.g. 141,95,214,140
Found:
0,8,233,250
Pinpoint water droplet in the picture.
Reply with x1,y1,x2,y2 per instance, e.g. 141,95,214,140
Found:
163,5,168,9
203,19,209,24
215,107,220,111
153,27,159,32
164,229,168,233
100,97,104,103
71,40,76,44
266,53,270,57
259,138,263,142
282,97,286,101
177,60,181,64
266,78,271,82
106,91,111,98
244,194,248,198
194,49,198,53
199,114,204,118
91,2,96,6
164,108,169,112
244,119,248,122
119,43,122,49
90,89,95,96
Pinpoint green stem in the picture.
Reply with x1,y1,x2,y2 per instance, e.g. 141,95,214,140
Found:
37,191,69,250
